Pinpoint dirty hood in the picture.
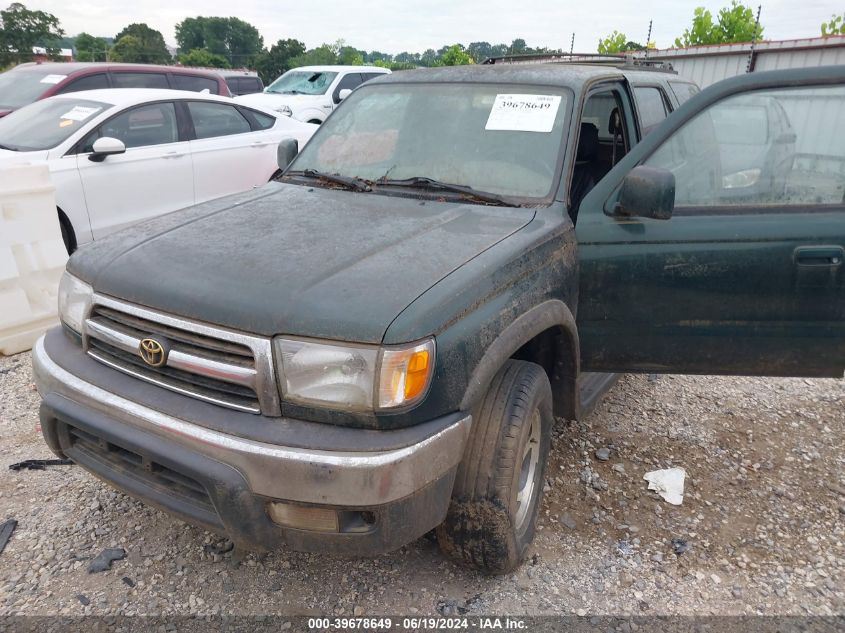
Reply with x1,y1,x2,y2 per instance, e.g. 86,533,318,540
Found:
69,183,533,342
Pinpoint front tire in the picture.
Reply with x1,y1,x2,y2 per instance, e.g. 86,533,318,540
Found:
436,360,552,574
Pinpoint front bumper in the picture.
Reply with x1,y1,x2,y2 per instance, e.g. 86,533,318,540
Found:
33,329,471,555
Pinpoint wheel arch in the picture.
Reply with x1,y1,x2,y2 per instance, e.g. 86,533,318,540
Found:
460,300,580,420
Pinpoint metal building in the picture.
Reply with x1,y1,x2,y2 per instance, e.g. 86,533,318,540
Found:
632,35,845,88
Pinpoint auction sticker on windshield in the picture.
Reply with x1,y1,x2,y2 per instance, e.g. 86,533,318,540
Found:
60,106,101,122
485,94,562,133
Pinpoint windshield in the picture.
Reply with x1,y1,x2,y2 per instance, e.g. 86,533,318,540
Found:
288,83,570,199
266,70,338,95
0,69,67,110
0,97,110,151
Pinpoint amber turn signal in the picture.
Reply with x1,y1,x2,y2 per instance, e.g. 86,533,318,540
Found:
377,339,435,409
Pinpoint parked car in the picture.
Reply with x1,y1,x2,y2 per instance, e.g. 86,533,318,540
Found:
235,65,390,123
218,69,264,96
0,88,316,252
32,64,845,576
0,62,232,118
711,94,796,201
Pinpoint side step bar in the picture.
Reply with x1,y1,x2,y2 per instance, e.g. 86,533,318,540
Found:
577,372,620,420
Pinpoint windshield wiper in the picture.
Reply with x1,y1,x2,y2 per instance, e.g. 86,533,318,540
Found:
292,169,372,192
0,143,18,151
377,177,510,205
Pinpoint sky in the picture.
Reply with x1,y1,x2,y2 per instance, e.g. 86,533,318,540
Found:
23,0,844,53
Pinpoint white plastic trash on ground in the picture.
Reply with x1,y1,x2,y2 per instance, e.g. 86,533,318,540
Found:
0,162,67,356
644,467,686,505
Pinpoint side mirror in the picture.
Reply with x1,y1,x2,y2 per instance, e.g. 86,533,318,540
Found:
612,165,675,220
88,137,126,162
277,137,299,171
337,88,352,102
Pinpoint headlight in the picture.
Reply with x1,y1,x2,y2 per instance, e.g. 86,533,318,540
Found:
722,168,761,189
276,337,435,411
57,271,93,334
274,105,293,117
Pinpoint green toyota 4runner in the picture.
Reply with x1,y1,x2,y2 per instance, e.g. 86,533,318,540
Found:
33,62,844,573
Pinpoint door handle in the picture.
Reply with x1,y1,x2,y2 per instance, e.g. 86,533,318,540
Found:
162,152,185,159
794,245,844,267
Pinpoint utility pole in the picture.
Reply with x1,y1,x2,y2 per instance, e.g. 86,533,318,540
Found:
746,5,762,73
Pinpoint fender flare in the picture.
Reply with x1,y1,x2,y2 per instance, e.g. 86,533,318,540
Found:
294,108,327,123
460,299,580,420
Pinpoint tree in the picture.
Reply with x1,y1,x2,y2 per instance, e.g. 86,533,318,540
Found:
252,38,305,84
74,32,109,62
339,45,364,66
289,43,338,68
177,47,229,68
109,35,144,63
598,31,626,54
509,38,527,54
674,1,763,47
440,44,473,66
467,41,492,63
175,17,262,66
113,23,170,63
821,14,845,36
598,31,645,54
0,2,64,66
420,48,438,66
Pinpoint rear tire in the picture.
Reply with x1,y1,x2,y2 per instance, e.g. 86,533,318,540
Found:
436,359,552,574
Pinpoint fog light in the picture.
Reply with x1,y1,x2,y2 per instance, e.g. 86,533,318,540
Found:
267,501,339,532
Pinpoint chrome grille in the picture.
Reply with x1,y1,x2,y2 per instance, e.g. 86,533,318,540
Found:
83,294,280,415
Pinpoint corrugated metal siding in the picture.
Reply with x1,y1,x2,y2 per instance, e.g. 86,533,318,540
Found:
777,89,845,159
637,36,845,87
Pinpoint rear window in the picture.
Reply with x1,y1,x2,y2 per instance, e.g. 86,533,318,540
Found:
111,72,169,89
172,74,219,94
669,81,700,105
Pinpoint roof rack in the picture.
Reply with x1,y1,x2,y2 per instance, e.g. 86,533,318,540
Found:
482,52,676,73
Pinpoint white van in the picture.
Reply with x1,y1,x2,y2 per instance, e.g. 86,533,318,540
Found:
235,65,391,124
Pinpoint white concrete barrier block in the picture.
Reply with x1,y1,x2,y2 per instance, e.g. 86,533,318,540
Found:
0,162,68,356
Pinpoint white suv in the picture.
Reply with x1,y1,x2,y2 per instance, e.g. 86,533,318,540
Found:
235,65,391,124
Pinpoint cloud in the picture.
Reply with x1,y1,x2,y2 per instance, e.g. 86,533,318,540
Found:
24,0,844,53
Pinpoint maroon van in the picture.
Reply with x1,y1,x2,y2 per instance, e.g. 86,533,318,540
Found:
0,62,231,117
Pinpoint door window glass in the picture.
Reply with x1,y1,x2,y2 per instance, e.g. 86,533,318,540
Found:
244,108,276,130
172,74,219,93
634,86,670,135
56,73,109,94
98,102,179,149
188,101,251,139
111,72,169,89
644,86,845,210
333,73,363,103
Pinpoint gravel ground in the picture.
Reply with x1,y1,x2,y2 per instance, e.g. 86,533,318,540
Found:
1,350,843,617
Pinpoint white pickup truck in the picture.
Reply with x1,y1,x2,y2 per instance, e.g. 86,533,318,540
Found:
235,65,390,124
